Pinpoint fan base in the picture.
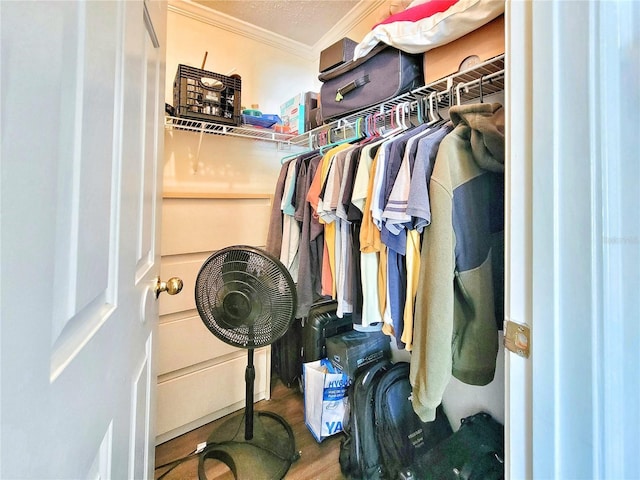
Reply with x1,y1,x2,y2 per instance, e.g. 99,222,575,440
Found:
200,411,298,480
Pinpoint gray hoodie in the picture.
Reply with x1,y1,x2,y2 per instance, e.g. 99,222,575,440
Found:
410,103,505,422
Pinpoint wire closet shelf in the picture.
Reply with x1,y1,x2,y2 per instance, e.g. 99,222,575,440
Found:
164,54,504,149
164,116,297,144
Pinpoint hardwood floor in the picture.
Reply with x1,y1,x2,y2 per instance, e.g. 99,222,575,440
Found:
154,377,347,480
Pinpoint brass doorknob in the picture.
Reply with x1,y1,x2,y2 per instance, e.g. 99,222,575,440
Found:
155,276,183,298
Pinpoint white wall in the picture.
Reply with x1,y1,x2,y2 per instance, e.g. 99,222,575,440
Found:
163,130,299,195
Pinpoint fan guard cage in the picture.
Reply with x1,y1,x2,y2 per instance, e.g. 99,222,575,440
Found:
195,246,297,349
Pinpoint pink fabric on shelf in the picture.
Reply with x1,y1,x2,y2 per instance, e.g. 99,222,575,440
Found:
373,0,460,28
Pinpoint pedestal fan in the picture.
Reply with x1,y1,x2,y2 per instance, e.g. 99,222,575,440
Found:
194,245,298,480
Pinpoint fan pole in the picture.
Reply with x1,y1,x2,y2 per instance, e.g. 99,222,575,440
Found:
245,348,255,440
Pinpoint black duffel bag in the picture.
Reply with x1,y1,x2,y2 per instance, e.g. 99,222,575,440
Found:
407,411,504,480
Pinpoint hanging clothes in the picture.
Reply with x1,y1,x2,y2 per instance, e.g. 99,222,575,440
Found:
334,147,360,317
280,159,300,280
265,159,293,258
349,140,385,330
395,123,454,350
376,122,440,348
355,142,386,330
295,153,325,317
310,143,354,299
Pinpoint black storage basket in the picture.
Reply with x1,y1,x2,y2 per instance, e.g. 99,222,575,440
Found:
173,64,241,125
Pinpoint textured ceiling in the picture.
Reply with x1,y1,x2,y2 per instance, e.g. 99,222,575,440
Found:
191,0,362,47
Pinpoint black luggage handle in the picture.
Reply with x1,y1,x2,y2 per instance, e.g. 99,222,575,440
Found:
336,74,370,102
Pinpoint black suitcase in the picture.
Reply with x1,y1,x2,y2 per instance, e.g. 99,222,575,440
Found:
273,299,353,389
302,299,353,363
272,317,302,388
318,43,423,122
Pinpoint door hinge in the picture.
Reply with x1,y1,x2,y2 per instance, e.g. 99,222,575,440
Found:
504,320,530,358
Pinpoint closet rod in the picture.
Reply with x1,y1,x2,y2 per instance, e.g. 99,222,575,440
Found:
454,68,505,105
458,68,504,90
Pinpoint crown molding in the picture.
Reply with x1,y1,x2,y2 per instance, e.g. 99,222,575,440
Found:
168,0,386,62
168,0,315,61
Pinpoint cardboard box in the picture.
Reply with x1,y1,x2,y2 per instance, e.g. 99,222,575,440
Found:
423,14,504,84
306,105,321,132
319,37,358,73
280,91,318,135
326,330,391,378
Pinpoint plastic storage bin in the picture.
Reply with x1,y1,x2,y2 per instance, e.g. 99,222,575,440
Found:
241,113,282,128
173,64,241,125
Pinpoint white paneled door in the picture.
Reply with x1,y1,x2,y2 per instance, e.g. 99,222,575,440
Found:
1,1,167,478
506,1,639,478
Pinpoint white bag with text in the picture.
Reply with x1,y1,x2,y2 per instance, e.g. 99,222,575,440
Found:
303,358,350,442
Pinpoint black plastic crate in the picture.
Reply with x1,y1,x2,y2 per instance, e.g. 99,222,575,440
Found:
173,64,241,125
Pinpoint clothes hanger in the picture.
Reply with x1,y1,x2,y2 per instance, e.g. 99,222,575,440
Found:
455,82,466,106
317,129,329,148
424,90,449,128
428,91,440,124
396,103,407,130
420,95,430,124
365,115,376,135
318,117,363,154
399,102,410,130
319,134,360,154
379,104,396,137
279,144,323,164
363,114,371,137
333,117,360,143
414,98,424,125
279,135,321,164
381,102,409,137
389,105,398,129
356,116,376,146
280,151,302,165
372,107,385,137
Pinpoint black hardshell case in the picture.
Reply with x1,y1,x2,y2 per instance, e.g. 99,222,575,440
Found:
318,44,424,122
272,317,302,388
273,299,353,389
302,299,353,363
